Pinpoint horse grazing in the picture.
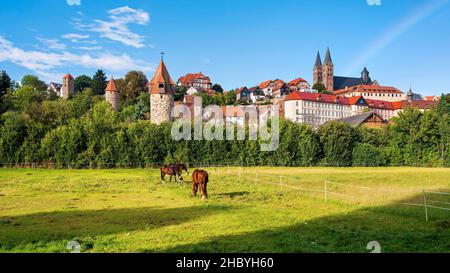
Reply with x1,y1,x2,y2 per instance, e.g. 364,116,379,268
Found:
170,163,189,176
160,165,183,184
192,170,209,200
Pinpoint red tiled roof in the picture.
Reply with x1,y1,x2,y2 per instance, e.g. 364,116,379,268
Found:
259,80,273,89
178,72,211,86
424,96,440,101
64,74,74,80
288,78,308,87
235,87,247,94
105,78,118,92
286,91,437,110
365,99,438,110
334,85,404,95
148,59,176,95
285,91,361,105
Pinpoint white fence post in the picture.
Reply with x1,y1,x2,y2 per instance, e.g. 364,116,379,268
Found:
423,190,429,222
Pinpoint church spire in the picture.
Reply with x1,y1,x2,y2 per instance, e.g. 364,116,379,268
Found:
324,47,333,65
314,51,322,67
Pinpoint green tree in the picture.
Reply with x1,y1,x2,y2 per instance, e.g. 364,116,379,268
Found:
74,75,93,94
352,143,388,167
224,90,236,105
174,86,186,102
312,82,326,93
318,121,354,166
21,75,47,91
91,70,107,96
437,94,450,115
212,84,224,93
119,71,148,105
0,71,12,113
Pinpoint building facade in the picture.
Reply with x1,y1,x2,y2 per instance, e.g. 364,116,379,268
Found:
334,85,406,102
284,91,438,128
177,72,212,91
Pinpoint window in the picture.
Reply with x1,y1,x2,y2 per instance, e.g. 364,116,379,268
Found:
159,83,164,88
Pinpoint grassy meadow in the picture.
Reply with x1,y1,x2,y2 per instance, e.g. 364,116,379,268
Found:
0,167,449,253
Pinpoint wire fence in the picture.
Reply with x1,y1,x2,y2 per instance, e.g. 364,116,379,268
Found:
207,166,450,222
1,162,448,222
1,161,448,169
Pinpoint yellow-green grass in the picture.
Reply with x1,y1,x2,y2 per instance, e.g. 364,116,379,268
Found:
0,167,449,253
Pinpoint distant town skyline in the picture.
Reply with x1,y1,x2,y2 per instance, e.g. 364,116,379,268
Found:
1,0,450,95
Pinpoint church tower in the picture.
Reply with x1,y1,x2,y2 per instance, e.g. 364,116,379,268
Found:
105,77,119,112
61,73,74,99
149,55,175,125
322,47,334,91
361,67,371,84
313,51,323,86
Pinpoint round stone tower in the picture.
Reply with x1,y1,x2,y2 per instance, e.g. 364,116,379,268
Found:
148,57,175,125
105,77,119,112
61,73,74,99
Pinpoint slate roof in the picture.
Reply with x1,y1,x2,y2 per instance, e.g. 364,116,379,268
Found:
336,112,386,127
333,76,366,90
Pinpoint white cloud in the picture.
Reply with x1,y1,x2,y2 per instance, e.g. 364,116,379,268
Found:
62,33,90,42
74,6,150,48
37,37,67,51
76,46,102,51
67,0,81,6
0,36,152,81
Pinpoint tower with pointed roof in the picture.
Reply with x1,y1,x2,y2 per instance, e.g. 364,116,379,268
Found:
361,67,371,84
61,73,74,99
149,55,175,125
105,77,119,112
313,51,323,86
322,47,334,91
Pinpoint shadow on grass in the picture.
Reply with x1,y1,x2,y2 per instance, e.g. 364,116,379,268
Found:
0,205,231,249
160,190,450,253
217,192,251,198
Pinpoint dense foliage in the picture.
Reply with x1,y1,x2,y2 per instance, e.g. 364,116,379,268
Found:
0,71,449,168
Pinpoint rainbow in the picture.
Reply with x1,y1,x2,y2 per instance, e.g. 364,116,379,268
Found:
345,0,449,74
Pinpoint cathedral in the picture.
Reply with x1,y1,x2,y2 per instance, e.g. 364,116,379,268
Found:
313,48,378,92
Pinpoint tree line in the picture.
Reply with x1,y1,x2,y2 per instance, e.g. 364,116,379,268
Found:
0,70,449,168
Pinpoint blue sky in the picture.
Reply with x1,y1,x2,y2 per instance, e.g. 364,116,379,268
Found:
0,0,449,95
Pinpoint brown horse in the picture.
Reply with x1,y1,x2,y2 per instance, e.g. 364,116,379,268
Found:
160,165,183,184
169,163,189,176
192,169,209,200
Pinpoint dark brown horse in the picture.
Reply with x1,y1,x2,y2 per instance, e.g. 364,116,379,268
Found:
192,169,209,200
169,163,189,176
160,165,183,184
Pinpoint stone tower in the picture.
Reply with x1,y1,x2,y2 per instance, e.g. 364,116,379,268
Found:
313,51,323,86
322,47,334,91
61,73,74,99
105,77,119,112
149,57,175,125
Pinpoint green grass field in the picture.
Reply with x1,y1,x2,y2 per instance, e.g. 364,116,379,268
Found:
0,167,449,253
